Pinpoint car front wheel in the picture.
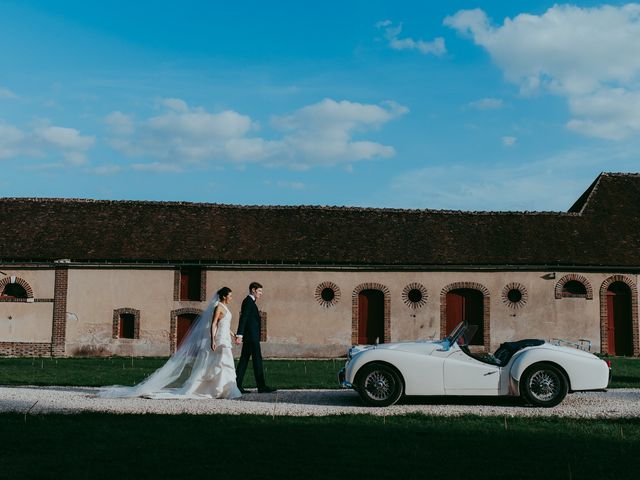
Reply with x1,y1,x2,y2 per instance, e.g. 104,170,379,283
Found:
355,363,404,407
521,363,568,407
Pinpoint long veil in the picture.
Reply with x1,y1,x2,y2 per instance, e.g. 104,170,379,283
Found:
98,296,220,398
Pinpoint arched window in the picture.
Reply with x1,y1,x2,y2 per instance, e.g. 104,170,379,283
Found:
1,283,27,299
555,275,593,299
562,280,587,297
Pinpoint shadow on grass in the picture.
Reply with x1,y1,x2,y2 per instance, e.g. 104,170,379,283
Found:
2,413,639,480
237,389,526,408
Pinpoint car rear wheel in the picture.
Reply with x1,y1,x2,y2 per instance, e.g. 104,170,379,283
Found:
521,363,568,407
355,363,404,407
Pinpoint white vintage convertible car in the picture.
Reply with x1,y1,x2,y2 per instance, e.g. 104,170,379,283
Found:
339,321,610,407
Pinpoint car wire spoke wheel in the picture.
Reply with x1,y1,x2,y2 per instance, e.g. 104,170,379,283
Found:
364,370,394,401
527,369,560,402
355,363,404,407
521,363,568,407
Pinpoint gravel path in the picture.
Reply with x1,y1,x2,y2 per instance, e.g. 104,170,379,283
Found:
2,386,639,418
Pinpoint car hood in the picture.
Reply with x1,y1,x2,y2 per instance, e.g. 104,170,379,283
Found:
353,340,443,356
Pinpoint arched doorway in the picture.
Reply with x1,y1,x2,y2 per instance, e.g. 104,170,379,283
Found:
358,289,385,344
606,282,633,356
445,288,484,346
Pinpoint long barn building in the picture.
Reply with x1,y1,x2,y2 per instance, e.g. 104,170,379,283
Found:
0,172,638,357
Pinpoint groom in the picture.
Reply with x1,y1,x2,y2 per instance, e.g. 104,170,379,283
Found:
235,282,276,393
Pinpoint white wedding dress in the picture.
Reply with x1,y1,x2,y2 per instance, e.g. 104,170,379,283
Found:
99,300,242,400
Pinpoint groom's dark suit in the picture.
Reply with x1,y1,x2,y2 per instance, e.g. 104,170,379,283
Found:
235,295,266,390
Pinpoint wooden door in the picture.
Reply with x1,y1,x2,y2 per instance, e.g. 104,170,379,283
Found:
358,290,385,344
446,292,464,336
176,314,198,349
607,282,632,356
446,289,484,346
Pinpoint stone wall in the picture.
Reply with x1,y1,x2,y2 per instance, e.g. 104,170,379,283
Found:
1,265,638,357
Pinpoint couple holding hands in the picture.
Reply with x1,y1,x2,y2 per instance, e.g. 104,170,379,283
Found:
99,282,276,400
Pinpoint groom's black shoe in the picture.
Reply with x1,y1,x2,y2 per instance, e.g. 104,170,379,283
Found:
238,387,250,394
258,386,277,393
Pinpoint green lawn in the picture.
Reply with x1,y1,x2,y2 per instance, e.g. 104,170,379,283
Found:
1,413,639,479
1,356,638,388
0,357,343,389
603,356,640,388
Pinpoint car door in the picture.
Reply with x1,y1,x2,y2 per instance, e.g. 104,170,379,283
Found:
443,347,500,395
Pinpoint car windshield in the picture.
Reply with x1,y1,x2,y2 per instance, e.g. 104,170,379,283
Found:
445,321,478,347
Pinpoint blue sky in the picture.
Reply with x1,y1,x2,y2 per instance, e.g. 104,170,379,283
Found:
1,1,639,211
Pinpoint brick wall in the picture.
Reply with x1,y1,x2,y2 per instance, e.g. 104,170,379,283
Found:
51,267,68,357
0,342,51,356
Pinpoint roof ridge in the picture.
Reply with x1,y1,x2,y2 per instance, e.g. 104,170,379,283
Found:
601,172,640,178
568,173,603,214
0,197,575,216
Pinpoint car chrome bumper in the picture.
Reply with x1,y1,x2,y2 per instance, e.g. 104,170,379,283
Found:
338,367,352,388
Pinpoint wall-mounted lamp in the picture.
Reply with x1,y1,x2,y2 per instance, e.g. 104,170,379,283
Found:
541,272,556,280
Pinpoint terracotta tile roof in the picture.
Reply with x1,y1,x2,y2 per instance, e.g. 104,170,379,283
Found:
0,173,639,268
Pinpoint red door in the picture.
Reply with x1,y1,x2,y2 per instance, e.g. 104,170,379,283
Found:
607,282,633,356
358,290,385,344
176,314,198,349
446,289,484,346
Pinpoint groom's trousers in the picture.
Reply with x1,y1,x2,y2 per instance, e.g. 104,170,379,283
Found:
236,337,266,389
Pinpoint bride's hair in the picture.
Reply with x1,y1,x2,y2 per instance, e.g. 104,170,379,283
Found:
217,287,232,300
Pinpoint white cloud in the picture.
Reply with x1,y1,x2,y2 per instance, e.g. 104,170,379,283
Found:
36,126,95,150
160,98,189,112
386,146,628,211
0,87,18,100
109,101,262,165
147,109,253,140
223,137,282,162
469,97,503,110
271,98,407,167
35,126,95,165
63,151,88,166
376,20,446,56
567,88,640,140
0,124,25,159
0,122,94,165
105,111,135,135
445,4,640,139
108,98,407,170
501,136,517,147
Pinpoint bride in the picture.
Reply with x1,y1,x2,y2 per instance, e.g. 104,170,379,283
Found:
98,287,242,400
